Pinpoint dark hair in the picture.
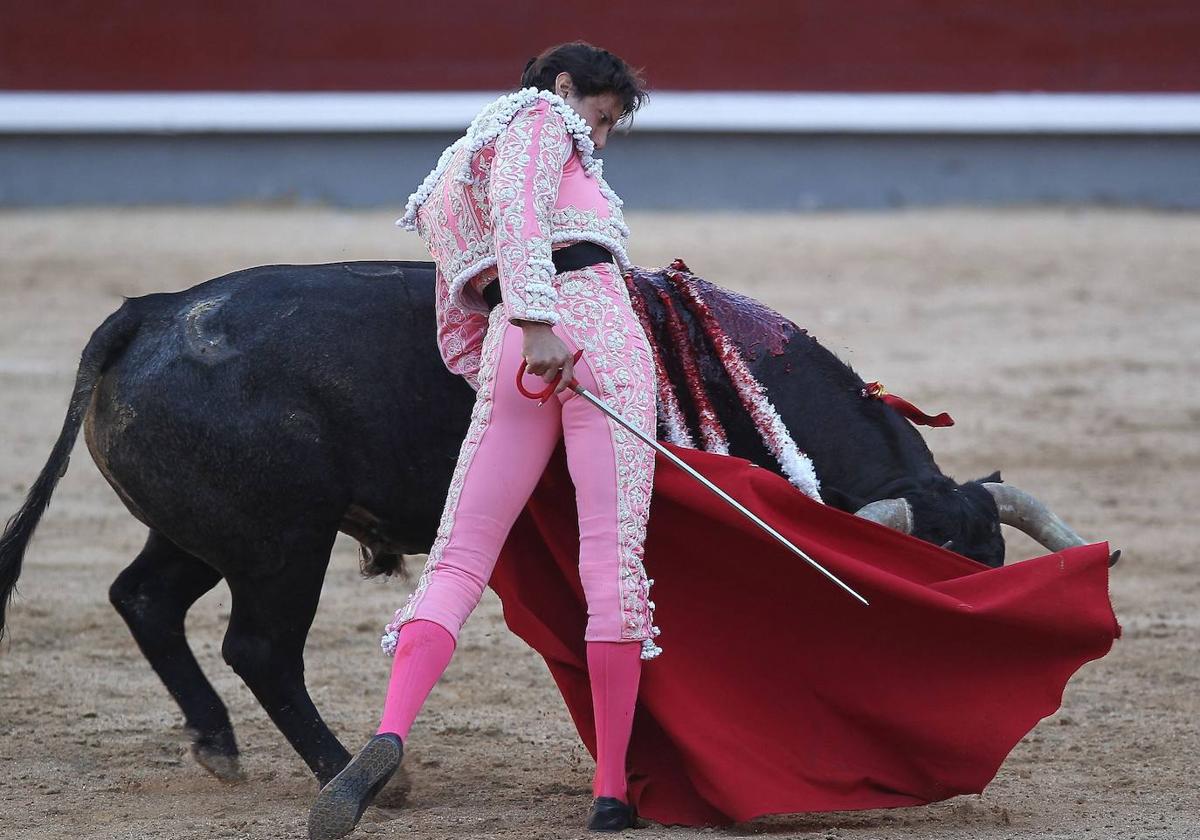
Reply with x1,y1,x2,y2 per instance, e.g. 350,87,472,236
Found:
520,41,649,124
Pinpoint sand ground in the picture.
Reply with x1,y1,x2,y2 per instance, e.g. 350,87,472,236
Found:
0,207,1196,839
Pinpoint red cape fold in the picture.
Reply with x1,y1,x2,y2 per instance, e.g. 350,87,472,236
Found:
487,442,1120,826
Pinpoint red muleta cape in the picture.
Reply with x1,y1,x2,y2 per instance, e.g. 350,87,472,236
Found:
488,442,1120,827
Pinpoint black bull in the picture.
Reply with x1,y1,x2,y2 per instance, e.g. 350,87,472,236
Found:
0,259,1103,785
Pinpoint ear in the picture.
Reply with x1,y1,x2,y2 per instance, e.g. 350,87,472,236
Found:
554,71,573,98
976,470,1002,484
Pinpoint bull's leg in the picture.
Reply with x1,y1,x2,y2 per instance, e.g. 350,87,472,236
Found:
220,540,350,786
109,529,243,781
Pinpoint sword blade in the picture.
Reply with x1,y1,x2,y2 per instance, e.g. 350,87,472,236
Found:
572,385,869,607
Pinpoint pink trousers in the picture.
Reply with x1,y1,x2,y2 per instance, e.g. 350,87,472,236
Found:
382,263,662,659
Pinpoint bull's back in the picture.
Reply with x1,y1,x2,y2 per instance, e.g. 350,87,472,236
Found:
83,261,474,563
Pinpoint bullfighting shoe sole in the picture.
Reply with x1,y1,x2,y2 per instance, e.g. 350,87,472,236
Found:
307,733,403,840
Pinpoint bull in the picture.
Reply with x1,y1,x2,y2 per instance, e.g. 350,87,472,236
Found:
0,259,1108,786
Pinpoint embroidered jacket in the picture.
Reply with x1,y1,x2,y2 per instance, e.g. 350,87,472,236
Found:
396,88,632,390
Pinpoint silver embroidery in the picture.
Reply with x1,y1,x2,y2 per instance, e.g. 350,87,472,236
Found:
398,89,632,317
556,264,661,658
488,101,571,323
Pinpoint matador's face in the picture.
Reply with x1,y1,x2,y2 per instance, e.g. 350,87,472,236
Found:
561,88,625,151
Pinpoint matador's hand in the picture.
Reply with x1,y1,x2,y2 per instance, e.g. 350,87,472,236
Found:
517,321,576,396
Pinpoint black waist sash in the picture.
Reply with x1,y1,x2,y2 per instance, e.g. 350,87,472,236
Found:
482,241,614,310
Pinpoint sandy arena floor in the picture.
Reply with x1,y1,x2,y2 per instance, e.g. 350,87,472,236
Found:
0,207,1196,839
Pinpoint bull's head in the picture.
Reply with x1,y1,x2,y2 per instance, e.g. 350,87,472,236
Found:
854,472,1119,569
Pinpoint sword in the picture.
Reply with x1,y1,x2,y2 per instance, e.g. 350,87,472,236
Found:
517,352,870,607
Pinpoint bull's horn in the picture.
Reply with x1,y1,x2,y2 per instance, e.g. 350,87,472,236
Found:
983,483,1087,553
855,498,913,534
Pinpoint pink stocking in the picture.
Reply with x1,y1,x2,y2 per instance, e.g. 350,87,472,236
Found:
587,640,643,802
376,619,456,740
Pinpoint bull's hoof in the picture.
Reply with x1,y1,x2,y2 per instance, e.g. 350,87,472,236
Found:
308,733,403,840
192,742,246,783
1109,549,1122,568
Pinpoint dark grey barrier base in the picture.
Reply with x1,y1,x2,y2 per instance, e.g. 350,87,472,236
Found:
2,132,1197,209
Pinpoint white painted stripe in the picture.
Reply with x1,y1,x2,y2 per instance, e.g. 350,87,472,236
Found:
1,91,1198,134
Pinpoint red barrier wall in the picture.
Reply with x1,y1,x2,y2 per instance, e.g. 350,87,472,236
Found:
2,1,1197,92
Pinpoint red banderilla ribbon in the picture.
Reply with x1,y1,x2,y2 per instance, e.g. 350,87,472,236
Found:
862,382,955,428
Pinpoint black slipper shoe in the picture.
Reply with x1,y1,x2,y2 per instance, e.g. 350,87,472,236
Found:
307,733,403,840
587,796,638,831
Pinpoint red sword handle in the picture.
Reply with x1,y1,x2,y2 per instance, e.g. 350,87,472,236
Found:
516,349,585,404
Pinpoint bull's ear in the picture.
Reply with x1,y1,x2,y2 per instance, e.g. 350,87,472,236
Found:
977,470,1002,484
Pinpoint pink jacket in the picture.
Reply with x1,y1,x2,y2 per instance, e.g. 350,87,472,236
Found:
396,89,632,390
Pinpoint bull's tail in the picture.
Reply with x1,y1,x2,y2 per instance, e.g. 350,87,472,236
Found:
0,301,142,640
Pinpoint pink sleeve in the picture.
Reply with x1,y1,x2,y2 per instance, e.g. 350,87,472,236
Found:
488,100,573,325
433,265,486,391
